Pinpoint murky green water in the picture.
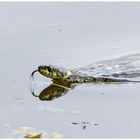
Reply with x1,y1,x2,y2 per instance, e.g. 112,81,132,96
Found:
1,2,140,138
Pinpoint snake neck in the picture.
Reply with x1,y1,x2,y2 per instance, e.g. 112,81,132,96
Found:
62,72,95,83
60,72,132,84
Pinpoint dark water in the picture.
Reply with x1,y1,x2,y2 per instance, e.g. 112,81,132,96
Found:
1,2,140,138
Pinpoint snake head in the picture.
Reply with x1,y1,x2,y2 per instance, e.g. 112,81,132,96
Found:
38,65,71,80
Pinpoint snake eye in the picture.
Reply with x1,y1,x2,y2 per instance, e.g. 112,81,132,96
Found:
47,66,52,72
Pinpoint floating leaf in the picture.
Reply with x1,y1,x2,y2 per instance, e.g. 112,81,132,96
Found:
24,133,42,139
43,131,48,135
51,132,63,138
20,126,33,131
94,123,99,126
72,122,78,125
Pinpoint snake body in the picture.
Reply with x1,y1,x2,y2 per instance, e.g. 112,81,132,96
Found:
31,53,140,84
30,53,140,101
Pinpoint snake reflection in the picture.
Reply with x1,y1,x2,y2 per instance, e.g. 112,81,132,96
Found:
31,80,76,101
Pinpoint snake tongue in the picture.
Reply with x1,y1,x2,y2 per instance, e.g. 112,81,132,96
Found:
30,70,38,81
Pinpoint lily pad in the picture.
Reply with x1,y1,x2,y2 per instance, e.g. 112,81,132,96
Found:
24,133,42,139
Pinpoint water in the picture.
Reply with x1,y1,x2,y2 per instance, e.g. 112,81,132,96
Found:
1,2,140,138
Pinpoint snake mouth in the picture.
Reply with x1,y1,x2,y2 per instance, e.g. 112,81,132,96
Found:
30,70,38,81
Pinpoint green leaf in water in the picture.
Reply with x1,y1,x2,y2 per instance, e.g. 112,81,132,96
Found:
24,133,42,139
20,126,33,131
51,132,63,138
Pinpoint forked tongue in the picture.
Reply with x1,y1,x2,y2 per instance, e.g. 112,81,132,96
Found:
30,70,38,82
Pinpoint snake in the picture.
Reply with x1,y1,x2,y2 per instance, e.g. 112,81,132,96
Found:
31,53,140,84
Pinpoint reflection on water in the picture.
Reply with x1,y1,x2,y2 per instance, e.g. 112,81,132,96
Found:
31,81,76,101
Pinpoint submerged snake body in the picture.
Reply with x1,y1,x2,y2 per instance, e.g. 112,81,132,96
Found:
53,70,131,84
36,53,140,84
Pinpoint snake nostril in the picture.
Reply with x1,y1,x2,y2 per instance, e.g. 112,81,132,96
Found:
43,66,47,69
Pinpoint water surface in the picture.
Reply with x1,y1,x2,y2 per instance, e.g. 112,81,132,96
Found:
1,2,140,138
